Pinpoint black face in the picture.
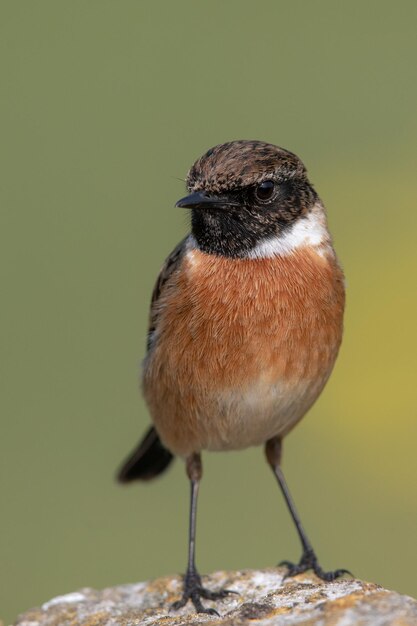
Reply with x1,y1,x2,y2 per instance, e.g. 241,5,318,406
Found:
189,177,317,258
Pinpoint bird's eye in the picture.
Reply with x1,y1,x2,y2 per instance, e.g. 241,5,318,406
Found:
255,180,275,201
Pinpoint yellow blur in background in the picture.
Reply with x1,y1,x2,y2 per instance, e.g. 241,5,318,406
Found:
1,2,417,623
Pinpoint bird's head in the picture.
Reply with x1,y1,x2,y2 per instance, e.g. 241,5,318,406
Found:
176,140,330,258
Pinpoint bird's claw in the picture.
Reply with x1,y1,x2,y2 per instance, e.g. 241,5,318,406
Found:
171,570,235,615
279,550,352,581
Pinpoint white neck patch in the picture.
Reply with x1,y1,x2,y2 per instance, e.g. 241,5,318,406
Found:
247,203,331,259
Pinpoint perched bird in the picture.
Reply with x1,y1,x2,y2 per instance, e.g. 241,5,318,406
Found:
118,140,348,614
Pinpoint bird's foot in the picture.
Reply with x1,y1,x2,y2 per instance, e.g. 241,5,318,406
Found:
171,570,236,615
280,549,352,582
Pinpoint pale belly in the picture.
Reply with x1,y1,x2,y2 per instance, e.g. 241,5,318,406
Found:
143,248,344,457
196,375,330,451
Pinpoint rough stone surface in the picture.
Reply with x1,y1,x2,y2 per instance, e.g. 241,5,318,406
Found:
14,568,417,626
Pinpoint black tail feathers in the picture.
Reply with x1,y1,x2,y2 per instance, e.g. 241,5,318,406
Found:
117,426,174,483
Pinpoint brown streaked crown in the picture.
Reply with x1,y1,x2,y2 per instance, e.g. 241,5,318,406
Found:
187,140,307,194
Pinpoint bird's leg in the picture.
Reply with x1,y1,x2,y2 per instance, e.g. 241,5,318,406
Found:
265,436,351,581
171,453,235,615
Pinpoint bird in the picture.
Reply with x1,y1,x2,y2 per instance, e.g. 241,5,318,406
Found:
117,140,349,615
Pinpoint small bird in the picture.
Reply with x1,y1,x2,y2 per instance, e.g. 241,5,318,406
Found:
118,140,348,615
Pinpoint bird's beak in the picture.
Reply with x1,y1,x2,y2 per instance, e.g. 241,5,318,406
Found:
175,191,236,210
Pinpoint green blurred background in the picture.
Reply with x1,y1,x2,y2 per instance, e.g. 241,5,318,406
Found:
1,1,417,623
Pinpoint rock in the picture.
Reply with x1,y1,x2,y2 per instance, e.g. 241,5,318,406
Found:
14,568,417,626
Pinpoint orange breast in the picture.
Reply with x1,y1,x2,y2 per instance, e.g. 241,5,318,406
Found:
143,247,345,456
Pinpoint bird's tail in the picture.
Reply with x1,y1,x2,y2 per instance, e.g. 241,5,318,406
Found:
117,426,174,482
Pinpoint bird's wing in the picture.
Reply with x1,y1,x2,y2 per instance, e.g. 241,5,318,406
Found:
146,235,189,352
117,238,189,483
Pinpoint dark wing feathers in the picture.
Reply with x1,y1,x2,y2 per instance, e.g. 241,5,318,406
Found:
147,236,189,352
118,237,189,483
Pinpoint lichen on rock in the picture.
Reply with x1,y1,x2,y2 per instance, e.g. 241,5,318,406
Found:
14,568,417,626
